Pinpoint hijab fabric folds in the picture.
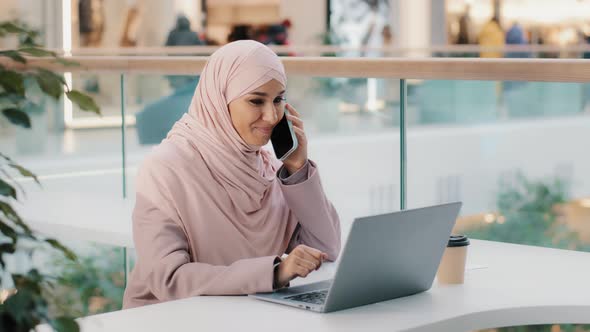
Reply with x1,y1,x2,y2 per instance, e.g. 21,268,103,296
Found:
173,40,288,213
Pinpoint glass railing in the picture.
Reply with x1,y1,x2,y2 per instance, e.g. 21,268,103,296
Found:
406,79,590,254
2,55,590,331
121,74,404,231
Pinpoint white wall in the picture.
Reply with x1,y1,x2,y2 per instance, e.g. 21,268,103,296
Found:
135,0,177,47
0,0,61,48
390,0,448,52
280,0,326,45
430,0,447,45
392,0,431,52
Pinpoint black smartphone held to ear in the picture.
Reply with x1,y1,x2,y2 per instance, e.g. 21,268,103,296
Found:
271,108,298,161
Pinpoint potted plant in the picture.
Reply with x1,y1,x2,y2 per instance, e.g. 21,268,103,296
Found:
1,20,100,332
466,172,589,251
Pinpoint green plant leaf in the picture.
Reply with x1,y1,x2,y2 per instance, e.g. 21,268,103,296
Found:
2,108,31,128
0,22,28,34
33,69,65,100
4,288,37,322
1,166,27,197
51,316,80,332
54,57,81,67
0,50,27,64
25,269,44,284
46,239,77,261
0,152,16,163
66,90,100,115
7,163,39,184
0,151,15,162
0,220,18,243
21,36,40,48
0,242,16,254
0,70,25,96
37,68,66,86
0,152,41,184
18,47,56,57
0,92,27,106
0,200,32,235
0,178,17,199
12,271,44,299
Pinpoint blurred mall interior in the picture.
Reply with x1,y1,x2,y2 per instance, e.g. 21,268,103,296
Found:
0,0,589,331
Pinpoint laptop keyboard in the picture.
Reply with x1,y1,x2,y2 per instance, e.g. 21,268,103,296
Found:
284,289,329,305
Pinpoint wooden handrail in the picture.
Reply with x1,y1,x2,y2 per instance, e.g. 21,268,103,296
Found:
1,56,590,82
1,45,587,56
63,44,590,56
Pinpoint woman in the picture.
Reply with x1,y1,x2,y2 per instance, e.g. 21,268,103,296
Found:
123,40,341,309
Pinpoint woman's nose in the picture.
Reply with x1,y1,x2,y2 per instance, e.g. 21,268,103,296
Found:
261,104,278,123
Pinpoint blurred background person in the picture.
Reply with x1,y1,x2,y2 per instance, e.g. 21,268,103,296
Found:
478,15,505,58
505,22,530,58
582,30,590,60
119,5,140,47
135,14,203,145
227,24,253,43
456,5,472,45
164,14,202,91
78,0,105,47
267,19,291,45
165,14,203,47
504,22,530,91
135,80,198,145
583,29,590,109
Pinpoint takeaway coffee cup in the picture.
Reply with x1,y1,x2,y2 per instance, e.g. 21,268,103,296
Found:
436,235,470,284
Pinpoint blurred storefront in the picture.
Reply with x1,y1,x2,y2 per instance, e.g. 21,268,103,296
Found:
447,0,590,48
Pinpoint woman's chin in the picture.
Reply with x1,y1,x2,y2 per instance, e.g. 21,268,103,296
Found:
248,132,271,146
246,137,270,147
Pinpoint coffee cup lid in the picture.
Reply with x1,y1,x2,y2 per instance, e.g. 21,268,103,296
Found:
447,235,470,247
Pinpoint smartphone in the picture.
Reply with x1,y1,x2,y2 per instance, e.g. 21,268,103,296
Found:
271,109,298,161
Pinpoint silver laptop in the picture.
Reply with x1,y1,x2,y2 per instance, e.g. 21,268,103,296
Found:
250,202,462,313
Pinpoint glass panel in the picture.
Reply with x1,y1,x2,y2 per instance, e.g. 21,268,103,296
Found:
0,72,128,314
44,240,126,316
407,79,590,253
279,76,402,230
2,237,126,315
126,74,197,147
0,72,124,200
122,73,199,197
407,79,500,125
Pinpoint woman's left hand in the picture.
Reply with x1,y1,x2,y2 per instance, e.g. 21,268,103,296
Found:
282,103,308,175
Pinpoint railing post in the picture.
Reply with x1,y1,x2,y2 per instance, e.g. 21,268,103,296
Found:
120,74,129,287
400,79,407,210
120,74,127,199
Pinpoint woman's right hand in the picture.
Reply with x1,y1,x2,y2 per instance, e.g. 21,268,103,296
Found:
275,244,328,289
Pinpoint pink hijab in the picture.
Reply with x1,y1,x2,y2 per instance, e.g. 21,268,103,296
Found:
140,40,297,262
169,40,287,213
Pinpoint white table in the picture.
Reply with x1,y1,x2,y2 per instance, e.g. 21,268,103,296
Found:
36,240,590,332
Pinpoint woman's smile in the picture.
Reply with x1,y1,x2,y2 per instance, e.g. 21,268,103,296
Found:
254,126,273,136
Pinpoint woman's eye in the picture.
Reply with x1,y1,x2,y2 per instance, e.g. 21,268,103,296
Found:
250,99,264,106
273,97,285,104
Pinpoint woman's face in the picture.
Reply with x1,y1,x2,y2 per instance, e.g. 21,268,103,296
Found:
228,79,286,147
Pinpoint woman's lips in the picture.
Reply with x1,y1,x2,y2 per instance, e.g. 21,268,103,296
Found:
255,127,272,135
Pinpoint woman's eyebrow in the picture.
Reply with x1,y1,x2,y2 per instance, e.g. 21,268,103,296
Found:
249,90,286,97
